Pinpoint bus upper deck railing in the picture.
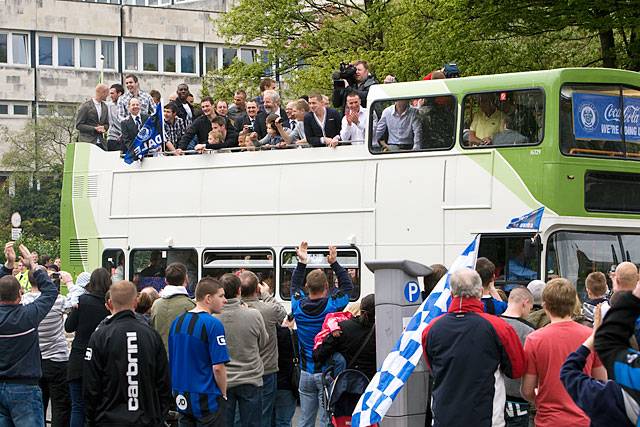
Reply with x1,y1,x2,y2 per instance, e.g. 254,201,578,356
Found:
119,140,366,160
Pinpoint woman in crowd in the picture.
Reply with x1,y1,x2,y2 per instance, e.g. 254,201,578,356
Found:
313,294,376,379
64,267,111,427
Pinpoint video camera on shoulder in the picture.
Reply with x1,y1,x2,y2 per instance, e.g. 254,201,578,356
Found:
443,62,460,79
332,62,358,88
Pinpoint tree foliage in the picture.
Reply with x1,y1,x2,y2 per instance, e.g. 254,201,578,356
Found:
0,109,76,250
216,0,637,95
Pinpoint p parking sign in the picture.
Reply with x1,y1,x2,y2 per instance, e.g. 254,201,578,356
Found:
404,280,421,303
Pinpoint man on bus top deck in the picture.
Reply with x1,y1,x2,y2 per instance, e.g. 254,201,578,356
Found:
290,241,353,427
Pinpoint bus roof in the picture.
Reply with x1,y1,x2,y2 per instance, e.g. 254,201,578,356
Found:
368,68,640,102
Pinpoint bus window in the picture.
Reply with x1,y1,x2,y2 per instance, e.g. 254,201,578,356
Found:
478,234,540,290
102,249,125,283
368,95,456,154
201,249,276,295
560,84,640,160
547,231,629,299
129,248,197,292
279,247,360,301
462,89,544,147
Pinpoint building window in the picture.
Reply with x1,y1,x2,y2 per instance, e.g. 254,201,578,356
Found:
222,47,236,68
13,105,29,115
0,34,7,63
124,42,138,70
124,40,197,74
240,48,256,64
80,39,96,68
143,43,158,71
0,32,30,65
12,34,28,65
204,46,218,72
163,44,175,72
58,37,75,67
180,45,195,74
0,102,30,117
36,35,116,70
38,36,53,66
101,40,115,69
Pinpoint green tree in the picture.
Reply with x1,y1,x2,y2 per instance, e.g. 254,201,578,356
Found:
217,0,626,95
202,59,269,101
434,0,640,70
0,108,76,250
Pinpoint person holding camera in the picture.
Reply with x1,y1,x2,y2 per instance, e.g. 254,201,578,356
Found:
255,114,290,148
332,60,377,110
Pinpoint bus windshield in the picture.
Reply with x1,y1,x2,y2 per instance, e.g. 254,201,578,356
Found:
547,231,640,298
560,84,640,160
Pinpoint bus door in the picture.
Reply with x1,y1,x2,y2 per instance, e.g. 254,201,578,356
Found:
477,232,541,291
100,237,128,282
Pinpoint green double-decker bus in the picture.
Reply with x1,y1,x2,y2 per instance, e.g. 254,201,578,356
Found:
61,68,640,300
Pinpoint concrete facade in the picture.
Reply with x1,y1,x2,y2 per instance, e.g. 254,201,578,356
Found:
0,0,263,171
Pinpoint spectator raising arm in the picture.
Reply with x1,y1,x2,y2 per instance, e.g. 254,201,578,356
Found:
327,245,353,298
290,241,309,298
595,286,640,390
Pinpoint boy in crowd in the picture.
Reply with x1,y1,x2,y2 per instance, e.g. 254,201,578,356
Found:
476,257,507,315
521,278,607,427
582,271,609,325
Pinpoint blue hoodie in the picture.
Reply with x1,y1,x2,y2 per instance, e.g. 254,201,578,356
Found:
0,266,57,383
291,261,352,373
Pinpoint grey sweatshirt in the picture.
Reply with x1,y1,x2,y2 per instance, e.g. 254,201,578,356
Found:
242,293,287,375
216,298,268,387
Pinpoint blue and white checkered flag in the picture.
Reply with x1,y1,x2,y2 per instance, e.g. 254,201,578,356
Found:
351,235,481,427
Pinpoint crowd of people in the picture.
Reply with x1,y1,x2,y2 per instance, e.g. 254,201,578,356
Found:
420,257,640,427
2,237,640,427
0,241,372,427
75,61,387,157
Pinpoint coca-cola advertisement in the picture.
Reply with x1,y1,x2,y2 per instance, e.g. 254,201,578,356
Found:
572,91,640,143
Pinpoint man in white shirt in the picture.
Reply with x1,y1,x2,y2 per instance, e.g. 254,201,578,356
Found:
340,92,368,144
374,100,422,151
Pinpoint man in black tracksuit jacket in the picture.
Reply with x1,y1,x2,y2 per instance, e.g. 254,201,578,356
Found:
83,280,171,427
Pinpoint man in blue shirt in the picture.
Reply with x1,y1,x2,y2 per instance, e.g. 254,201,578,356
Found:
169,277,229,426
291,241,352,427
476,257,507,315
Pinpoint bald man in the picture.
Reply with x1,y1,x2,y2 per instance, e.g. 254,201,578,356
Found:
83,281,171,426
76,84,110,148
499,287,535,426
613,262,639,293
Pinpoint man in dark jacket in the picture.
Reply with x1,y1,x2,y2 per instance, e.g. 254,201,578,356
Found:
0,242,57,426
560,304,635,427
422,269,525,427
121,98,148,153
83,280,171,427
304,93,342,148
178,97,238,151
174,83,200,127
253,90,290,140
592,285,640,425
332,60,377,109
76,84,110,148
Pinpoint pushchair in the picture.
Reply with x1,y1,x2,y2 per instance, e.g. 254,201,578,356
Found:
322,367,378,427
